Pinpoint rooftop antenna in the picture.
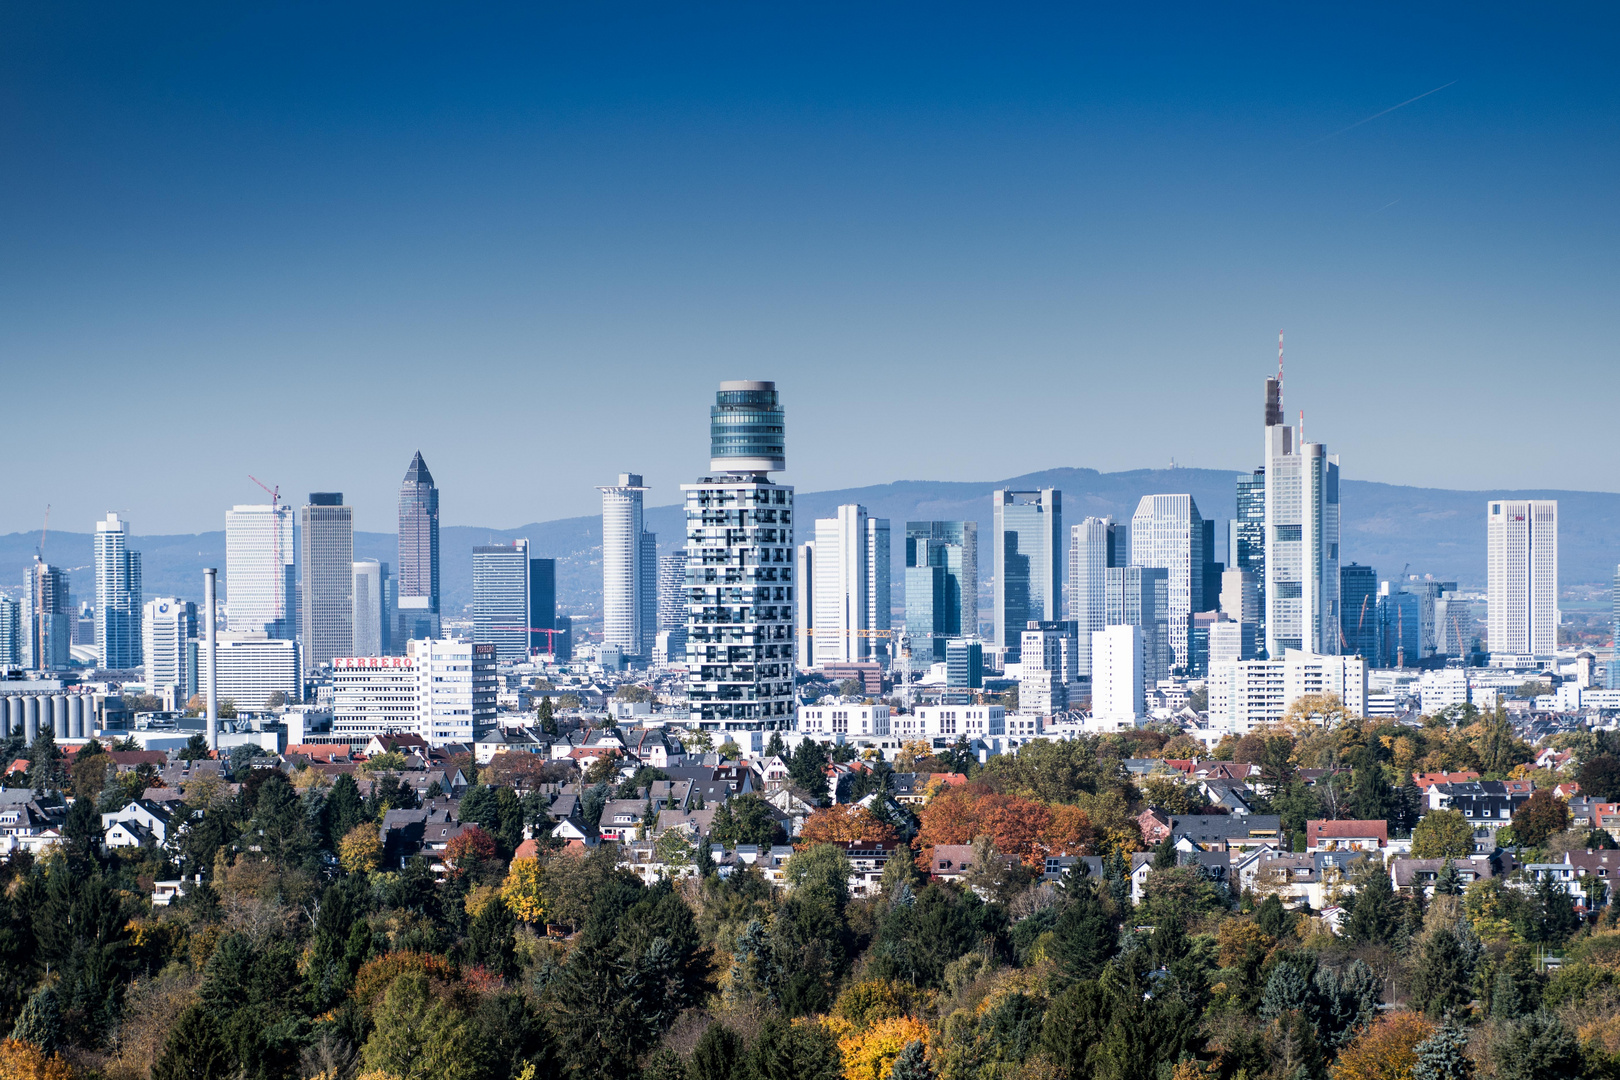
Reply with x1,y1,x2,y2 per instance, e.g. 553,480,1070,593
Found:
1299,409,1305,444
1277,329,1284,400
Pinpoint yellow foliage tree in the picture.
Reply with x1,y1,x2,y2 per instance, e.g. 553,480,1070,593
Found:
339,823,383,875
1329,1012,1434,1080
836,1016,929,1080
501,857,547,924
0,1039,75,1080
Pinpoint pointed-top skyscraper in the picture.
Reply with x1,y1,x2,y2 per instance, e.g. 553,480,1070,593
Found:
397,451,440,646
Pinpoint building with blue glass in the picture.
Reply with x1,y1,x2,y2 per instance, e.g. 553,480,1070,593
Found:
993,489,1061,662
904,521,977,667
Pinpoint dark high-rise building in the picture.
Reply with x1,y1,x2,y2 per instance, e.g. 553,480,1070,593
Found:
23,560,71,671
904,521,977,666
473,540,531,663
1200,519,1224,614
397,451,441,645
529,558,556,653
1233,467,1266,652
301,493,354,666
1340,563,1379,661
993,489,1062,661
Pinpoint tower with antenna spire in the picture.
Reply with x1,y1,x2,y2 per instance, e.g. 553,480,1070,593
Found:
1260,332,1341,658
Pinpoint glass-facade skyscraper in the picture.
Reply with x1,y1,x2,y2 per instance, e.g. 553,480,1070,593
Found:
905,521,977,666
992,489,1061,662
94,512,143,670
600,474,656,660
301,493,354,667
473,539,532,662
1233,467,1266,652
23,560,71,671
1068,516,1128,679
397,451,441,646
1129,494,1205,674
1340,563,1379,661
529,558,557,653
1262,373,1341,657
226,503,297,639
1105,564,1169,691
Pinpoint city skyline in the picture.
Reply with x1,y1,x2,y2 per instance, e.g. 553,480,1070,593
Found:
3,7,1617,534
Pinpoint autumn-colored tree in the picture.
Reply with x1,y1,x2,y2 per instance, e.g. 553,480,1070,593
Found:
0,1039,74,1080
482,751,566,789
339,822,383,874
799,804,902,847
835,1016,930,1080
1329,1012,1434,1080
915,785,1090,866
1511,789,1570,848
501,857,547,923
1412,809,1476,860
443,825,498,876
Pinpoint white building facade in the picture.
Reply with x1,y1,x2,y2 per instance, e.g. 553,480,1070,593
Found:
1130,495,1204,672
331,638,496,747
600,474,654,659
213,632,301,710
1261,374,1341,658
1091,624,1144,729
226,504,297,639
1487,499,1557,656
142,598,197,702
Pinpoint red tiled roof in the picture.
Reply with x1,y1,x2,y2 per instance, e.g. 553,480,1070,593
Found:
1306,819,1388,843
1413,771,1479,789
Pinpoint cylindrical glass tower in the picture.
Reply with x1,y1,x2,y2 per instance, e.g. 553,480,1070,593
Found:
710,380,785,475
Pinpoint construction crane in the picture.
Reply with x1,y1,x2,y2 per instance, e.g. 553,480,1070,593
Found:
35,505,50,562
494,626,570,653
249,476,285,625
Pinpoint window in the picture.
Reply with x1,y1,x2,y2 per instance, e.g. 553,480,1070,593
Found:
1275,524,1302,542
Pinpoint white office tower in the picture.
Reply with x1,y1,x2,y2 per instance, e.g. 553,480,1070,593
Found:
1091,625,1144,730
1261,369,1341,657
993,489,1062,661
600,474,654,659
331,638,497,747
684,381,796,734
226,504,297,638
352,559,390,658
213,632,301,710
1067,517,1128,679
94,513,143,669
656,552,688,666
814,505,892,665
472,540,531,662
1208,618,1257,665
142,598,197,702
1487,500,1558,656
1129,495,1204,673
1207,649,1367,734
1106,565,1169,691
1220,568,1260,625
1020,620,1079,714
794,542,815,668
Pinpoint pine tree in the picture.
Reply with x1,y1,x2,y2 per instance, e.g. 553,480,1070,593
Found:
1412,1017,1473,1080
537,696,557,736
1434,860,1463,896
1260,960,1312,1021
889,1039,931,1080
690,1021,743,1080
152,1003,233,1080
1049,884,1117,984
9,987,61,1052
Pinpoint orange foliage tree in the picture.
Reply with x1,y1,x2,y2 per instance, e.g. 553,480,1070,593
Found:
0,1039,74,1080
1329,1012,1434,1080
915,784,1093,867
443,825,498,875
799,804,902,847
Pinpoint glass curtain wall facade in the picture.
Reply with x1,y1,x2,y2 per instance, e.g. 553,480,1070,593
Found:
993,489,1061,662
473,540,531,662
301,494,354,667
226,504,296,639
1129,494,1205,674
1340,563,1379,661
94,512,143,669
904,521,977,666
397,452,441,645
1106,565,1169,691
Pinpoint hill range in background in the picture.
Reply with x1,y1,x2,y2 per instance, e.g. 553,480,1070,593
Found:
5,467,1619,621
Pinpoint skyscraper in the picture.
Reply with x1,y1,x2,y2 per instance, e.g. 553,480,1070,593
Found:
992,489,1061,661
811,505,892,666
905,521,977,666
226,504,297,638
352,559,391,658
656,551,688,663
94,512,143,669
1129,494,1205,673
600,473,655,660
1261,368,1341,657
1487,499,1558,656
529,558,557,653
1339,563,1379,660
397,451,441,645
684,380,796,734
1067,516,1128,680
23,561,70,671
143,597,197,700
867,517,891,667
0,596,20,668
301,493,354,667
1106,564,1169,690
473,539,532,662
1233,468,1266,647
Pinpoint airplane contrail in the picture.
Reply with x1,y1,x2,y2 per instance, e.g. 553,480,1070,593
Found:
1312,80,1457,144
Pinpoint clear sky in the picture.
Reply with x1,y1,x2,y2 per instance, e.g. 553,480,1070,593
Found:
3,3,1616,535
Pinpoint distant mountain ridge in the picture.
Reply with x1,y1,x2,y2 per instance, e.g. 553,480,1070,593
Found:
5,467,1617,618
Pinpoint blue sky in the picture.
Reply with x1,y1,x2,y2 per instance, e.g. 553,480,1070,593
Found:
3,3,1616,534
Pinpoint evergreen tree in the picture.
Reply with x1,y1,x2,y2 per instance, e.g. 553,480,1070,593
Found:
1412,1017,1473,1080
642,1049,686,1080
889,1039,931,1080
1411,928,1473,1017
152,1003,233,1080
537,696,557,736
1434,860,1463,896
8,987,61,1052
765,730,787,759
1152,836,1178,870
1259,959,1312,1021
1526,873,1579,945
1493,1012,1582,1080
749,1015,842,1080
788,738,829,796
1256,894,1289,939
1049,884,1117,984
467,894,518,978
690,1021,743,1080
1103,848,1132,911
1345,867,1397,945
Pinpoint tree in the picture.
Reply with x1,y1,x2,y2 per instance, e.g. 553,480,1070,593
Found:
789,738,830,795
1512,790,1570,848
265,690,286,708
1411,927,1473,1016
690,1022,744,1080
324,772,365,839
502,857,547,923
1049,882,1117,984
9,988,61,1052
339,823,383,874
1412,1018,1473,1080
361,971,477,1080
1413,810,1475,860
1345,865,1398,945
1577,752,1620,801
0,1039,74,1080
889,1039,932,1080
1329,1012,1434,1080
536,695,557,735
749,1015,842,1080
151,1003,233,1080
1491,1012,1581,1080
799,804,901,847
711,794,785,848
444,826,498,878
1525,872,1579,945
467,891,518,977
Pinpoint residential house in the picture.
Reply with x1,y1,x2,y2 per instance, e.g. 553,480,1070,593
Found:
1304,819,1388,856
930,844,976,882
101,799,175,850
1389,857,1495,897
1169,814,1282,853
598,799,656,842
